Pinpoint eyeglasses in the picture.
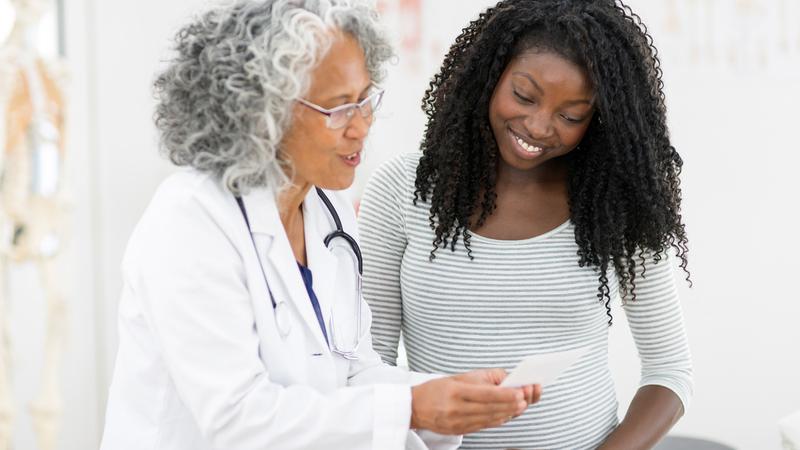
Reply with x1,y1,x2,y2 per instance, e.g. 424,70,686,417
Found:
298,89,385,129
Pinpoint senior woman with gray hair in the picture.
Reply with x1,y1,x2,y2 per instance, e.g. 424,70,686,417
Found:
99,1,540,449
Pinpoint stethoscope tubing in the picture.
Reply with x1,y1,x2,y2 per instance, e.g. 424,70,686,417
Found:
235,189,364,355
315,187,363,274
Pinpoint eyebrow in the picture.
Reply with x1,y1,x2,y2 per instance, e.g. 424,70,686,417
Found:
322,84,373,104
512,72,593,106
513,72,544,94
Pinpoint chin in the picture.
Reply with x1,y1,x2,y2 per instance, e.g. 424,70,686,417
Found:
498,147,546,170
318,175,355,191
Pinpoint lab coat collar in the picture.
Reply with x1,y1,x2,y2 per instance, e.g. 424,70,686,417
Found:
238,187,281,236
239,187,335,352
303,190,338,336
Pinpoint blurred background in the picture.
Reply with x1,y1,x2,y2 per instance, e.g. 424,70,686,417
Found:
1,0,798,449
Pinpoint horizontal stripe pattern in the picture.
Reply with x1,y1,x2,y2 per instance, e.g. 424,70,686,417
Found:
358,153,693,449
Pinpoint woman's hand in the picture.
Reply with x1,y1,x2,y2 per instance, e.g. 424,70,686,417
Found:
452,368,542,405
410,369,542,435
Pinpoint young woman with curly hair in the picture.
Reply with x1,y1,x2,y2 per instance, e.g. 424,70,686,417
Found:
359,0,693,448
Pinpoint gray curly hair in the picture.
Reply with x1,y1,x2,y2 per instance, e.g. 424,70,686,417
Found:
154,0,393,195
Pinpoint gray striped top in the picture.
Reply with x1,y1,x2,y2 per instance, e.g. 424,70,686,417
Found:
357,153,693,450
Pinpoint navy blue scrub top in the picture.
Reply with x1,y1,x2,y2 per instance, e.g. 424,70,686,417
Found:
297,262,329,346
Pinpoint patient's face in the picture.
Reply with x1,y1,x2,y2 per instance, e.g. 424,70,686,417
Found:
488,49,595,175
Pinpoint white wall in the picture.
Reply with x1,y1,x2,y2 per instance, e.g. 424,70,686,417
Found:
605,71,800,448
607,62,800,450
58,0,207,448
81,0,209,409
5,0,792,449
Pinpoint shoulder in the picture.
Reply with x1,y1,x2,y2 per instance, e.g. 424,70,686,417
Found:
376,152,421,181
145,169,229,220
365,152,421,199
125,169,236,264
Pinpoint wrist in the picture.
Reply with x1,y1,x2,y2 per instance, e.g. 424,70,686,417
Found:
410,385,420,429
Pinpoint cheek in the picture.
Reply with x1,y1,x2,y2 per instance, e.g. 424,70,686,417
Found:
306,136,350,185
488,101,517,145
283,125,337,176
489,95,520,124
560,124,591,150
563,130,584,148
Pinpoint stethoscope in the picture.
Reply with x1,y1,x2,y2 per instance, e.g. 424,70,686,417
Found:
236,187,366,360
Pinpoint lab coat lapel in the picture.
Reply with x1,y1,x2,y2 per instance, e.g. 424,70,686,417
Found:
303,189,338,336
241,188,330,352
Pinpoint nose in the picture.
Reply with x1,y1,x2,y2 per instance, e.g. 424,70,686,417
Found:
344,109,371,140
523,110,553,140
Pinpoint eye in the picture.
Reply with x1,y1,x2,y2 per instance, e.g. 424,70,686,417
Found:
560,114,582,124
513,90,534,104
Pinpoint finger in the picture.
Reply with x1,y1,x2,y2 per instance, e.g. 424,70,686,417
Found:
485,368,507,385
451,398,527,417
454,410,516,434
521,385,534,404
531,384,543,404
455,368,507,386
458,383,523,404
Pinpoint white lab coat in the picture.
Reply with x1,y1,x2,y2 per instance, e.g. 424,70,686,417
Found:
100,169,460,450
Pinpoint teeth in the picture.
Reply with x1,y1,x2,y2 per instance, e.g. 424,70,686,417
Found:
345,153,358,160
515,136,542,153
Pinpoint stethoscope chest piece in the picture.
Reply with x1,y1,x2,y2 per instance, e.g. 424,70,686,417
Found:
274,301,292,337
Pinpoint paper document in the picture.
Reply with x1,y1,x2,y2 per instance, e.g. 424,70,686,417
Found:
500,346,590,388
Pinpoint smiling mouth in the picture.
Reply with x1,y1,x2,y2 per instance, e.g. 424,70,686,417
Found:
339,151,362,167
510,129,544,154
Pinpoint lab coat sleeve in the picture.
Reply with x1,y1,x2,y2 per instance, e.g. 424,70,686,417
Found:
343,328,462,450
128,185,412,450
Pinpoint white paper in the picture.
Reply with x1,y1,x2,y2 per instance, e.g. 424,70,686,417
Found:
500,346,590,388
779,409,800,449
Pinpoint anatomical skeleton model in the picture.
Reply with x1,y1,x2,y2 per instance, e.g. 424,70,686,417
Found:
0,0,69,449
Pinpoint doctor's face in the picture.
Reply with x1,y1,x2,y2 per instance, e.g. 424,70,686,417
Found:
281,31,374,191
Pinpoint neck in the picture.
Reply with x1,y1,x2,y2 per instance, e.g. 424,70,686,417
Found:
277,181,312,230
496,158,569,190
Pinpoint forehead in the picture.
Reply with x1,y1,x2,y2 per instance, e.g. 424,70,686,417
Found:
505,50,593,96
307,32,370,96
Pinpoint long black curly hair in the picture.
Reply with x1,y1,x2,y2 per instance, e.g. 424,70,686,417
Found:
413,0,690,324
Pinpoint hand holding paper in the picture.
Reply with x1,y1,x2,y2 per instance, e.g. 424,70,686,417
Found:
500,346,590,388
